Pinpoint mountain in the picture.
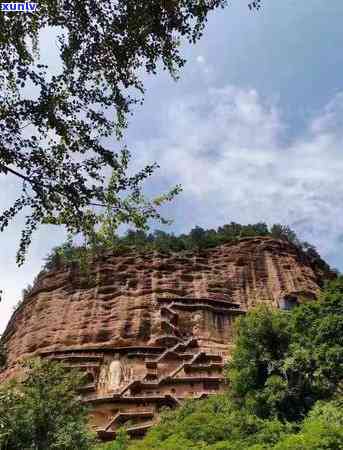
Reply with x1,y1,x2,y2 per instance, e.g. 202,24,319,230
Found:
0,237,333,440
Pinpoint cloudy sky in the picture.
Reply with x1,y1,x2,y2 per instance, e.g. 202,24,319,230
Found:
2,0,343,333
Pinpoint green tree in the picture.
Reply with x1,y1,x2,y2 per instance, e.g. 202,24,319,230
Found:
95,428,130,450
41,221,331,274
0,358,95,450
189,226,207,248
227,278,343,421
270,224,300,246
125,397,343,450
126,395,294,450
0,1,261,265
272,399,343,450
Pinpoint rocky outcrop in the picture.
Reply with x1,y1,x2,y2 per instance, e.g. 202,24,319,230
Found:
0,237,332,439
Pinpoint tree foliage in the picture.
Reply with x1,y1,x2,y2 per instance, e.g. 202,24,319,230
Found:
123,397,343,450
272,399,343,450
227,277,343,421
125,395,295,450
42,222,331,274
0,1,261,265
0,358,95,450
95,428,130,450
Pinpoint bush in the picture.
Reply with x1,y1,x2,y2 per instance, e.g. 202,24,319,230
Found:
0,358,96,450
94,428,130,450
126,396,343,450
227,277,343,421
22,283,33,299
272,399,343,450
126,396,294,450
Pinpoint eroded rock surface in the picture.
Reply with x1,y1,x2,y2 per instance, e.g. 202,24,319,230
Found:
0,237,331,439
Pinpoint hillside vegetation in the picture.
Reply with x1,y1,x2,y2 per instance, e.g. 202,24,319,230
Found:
42,222,330,272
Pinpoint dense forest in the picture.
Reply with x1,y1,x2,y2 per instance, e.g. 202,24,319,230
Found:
1,277,342,449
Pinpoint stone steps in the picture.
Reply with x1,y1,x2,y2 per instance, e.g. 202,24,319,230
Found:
104,409,155,432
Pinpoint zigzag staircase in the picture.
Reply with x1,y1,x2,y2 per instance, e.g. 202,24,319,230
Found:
95,297,245,440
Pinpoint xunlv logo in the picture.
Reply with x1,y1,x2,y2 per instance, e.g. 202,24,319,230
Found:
1,2,37,12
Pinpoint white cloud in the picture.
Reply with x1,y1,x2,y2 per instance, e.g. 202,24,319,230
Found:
192,54,214,82
131,86,343,259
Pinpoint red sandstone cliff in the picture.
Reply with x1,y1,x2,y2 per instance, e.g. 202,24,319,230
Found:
0,237,332,439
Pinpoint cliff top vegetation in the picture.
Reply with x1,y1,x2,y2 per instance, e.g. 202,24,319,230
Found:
42,222,330,273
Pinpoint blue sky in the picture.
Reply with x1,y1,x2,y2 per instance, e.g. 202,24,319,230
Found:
2,1,343,332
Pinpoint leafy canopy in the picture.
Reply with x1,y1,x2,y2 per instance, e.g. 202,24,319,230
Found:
113,397,343,450
0,1,261,265
0,358,95,450
227,277,343,421
42,222,330,274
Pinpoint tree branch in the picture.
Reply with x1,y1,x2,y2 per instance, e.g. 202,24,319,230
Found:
0,163,32,184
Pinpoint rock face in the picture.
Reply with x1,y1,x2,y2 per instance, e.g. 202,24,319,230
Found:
0,237,331,439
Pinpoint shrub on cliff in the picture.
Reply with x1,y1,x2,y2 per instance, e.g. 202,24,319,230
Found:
0,359,95,450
